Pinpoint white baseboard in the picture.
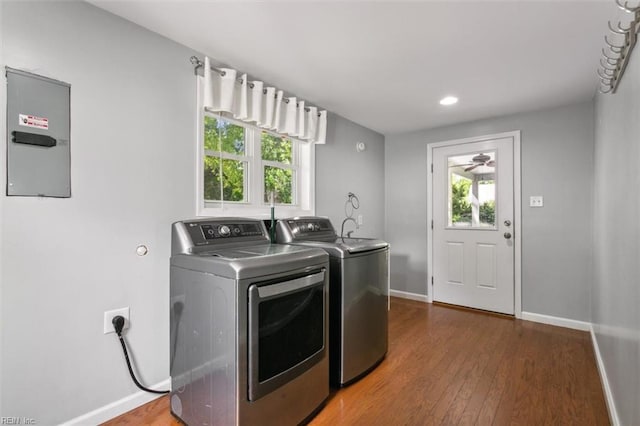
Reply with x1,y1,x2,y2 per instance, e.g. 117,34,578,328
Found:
60,378,170,425
521,311,590,331
590,326,620,426
390,289,429,303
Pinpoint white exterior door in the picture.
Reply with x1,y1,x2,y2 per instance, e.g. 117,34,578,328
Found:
432,137,515,315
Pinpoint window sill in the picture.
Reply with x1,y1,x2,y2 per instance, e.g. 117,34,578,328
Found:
197,204,314,219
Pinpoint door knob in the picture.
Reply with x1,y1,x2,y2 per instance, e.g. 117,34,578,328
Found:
504,232,512,239
504,220,511,227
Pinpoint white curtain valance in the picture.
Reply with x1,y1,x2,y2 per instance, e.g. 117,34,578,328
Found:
203,57,327,144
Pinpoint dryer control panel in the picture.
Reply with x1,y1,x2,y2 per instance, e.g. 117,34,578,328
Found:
199,222,264,240
171,219,269,254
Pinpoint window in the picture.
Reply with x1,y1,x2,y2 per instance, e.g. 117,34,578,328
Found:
204,117,248,202
262,132,295,204
447,152,496,228
198,112,314,217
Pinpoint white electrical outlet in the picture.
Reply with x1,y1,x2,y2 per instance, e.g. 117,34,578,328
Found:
104,307,130,334
529,196,544,207
357,214,364,226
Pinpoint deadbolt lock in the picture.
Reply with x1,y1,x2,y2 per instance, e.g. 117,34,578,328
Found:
504,220,511,227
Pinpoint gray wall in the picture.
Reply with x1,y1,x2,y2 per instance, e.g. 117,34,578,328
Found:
385,102,595,321
315,113,385,238
593,50,640,424
1,2,196,423
0,2,385,423
0,0,5,417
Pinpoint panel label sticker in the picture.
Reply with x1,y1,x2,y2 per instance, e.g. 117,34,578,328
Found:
18,114,49,130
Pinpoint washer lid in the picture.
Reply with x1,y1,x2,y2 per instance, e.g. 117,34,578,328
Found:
275,217,388,256
333,237,389,253
280,237,388,258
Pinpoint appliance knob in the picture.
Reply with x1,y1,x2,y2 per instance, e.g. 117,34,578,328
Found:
219,225,231,237
307,223,314,232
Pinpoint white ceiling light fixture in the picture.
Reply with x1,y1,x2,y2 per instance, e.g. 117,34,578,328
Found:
439,96,459,106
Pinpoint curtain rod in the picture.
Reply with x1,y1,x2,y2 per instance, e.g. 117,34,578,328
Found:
190,55,226,76
190,55,321,113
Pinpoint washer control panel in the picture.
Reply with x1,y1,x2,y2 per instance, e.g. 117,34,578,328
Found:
287,219,334,237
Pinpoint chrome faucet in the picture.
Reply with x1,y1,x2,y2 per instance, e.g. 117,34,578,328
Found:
341,217,358,239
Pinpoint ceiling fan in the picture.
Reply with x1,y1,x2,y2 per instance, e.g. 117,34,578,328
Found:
450,153,496,172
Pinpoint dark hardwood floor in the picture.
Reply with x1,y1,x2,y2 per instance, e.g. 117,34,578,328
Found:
103,297,609,425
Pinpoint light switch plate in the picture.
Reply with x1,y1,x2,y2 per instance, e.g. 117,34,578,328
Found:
530,196,544,207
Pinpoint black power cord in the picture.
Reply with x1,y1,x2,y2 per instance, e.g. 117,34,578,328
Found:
112,316,169,395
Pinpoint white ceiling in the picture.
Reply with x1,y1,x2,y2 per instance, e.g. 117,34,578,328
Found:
89,0,617,135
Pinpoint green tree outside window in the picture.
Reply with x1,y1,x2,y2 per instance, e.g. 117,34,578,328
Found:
262,132,293,204
451,176,472,225
204,116,246,202
451,174,495,226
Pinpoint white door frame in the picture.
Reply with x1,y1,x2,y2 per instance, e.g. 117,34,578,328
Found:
426,131,522,318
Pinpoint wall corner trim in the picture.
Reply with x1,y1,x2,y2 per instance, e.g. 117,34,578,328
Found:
520,311,590,331
60,378,170,425
590,326,621,426
390,289,429,303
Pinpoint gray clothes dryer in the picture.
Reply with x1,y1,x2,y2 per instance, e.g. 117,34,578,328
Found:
276,217,389,386
170,218,330,426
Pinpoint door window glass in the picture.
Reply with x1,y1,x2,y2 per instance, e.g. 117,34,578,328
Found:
447,152,496,228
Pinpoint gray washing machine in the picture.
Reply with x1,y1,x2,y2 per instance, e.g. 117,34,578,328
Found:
276,217,389,386
170,218,330,426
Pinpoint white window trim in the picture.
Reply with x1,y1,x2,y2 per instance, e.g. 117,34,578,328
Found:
195,77,315,219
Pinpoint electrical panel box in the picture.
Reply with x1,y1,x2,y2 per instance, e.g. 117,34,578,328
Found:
6,67,71,197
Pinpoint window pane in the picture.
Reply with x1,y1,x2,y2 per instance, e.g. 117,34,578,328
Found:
204,116,245,155
449,173,472,227
478,179,496,227
261,132,292,164
204,156,246,202
447,152,496,228
264,166,293,204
